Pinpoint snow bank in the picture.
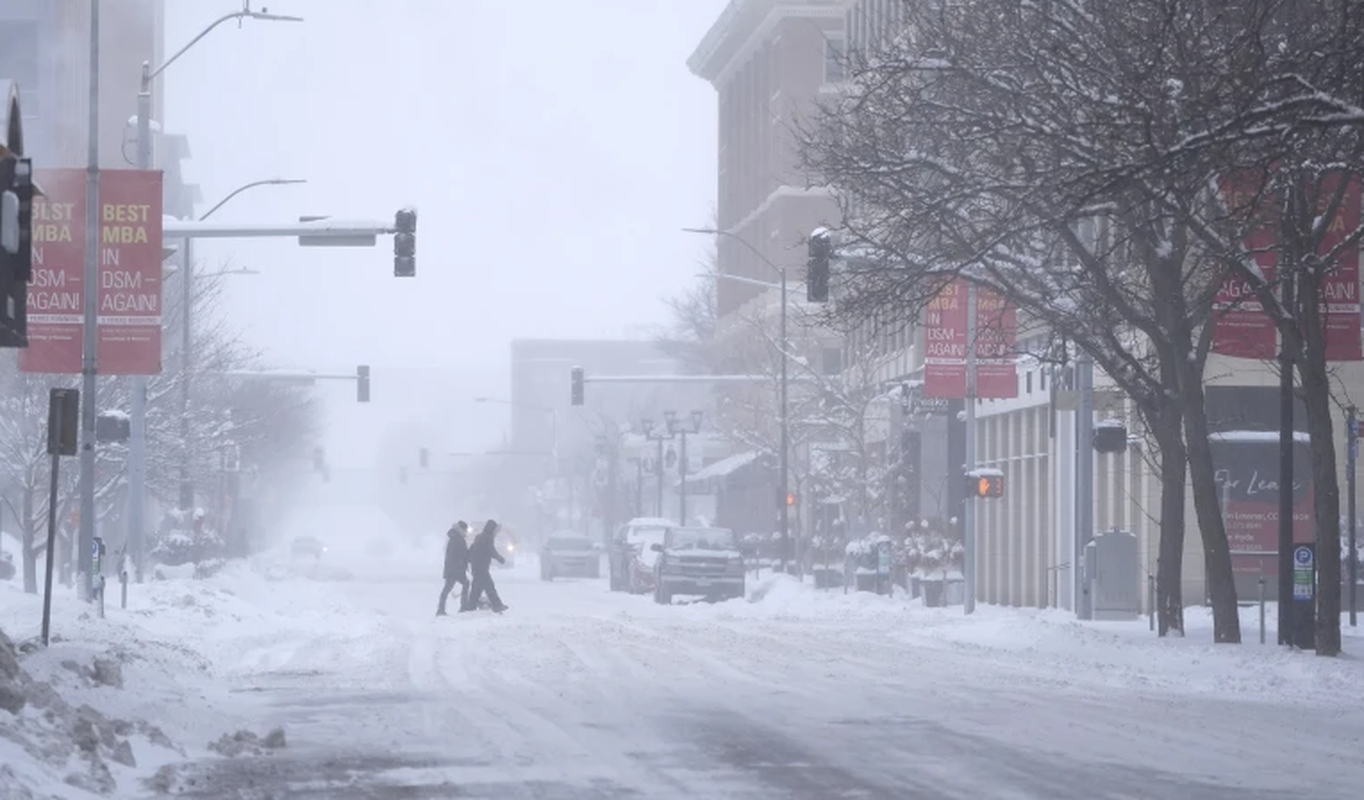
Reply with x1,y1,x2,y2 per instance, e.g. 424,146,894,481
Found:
0,554,397,798
662,574,1364,706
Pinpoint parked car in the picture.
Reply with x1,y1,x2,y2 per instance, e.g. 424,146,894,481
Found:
540,531,600,580
290,536,326,560
0,550,15,581
609,517,674,593
652,526,745,605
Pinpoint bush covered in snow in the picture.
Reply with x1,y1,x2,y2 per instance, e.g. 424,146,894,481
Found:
150,508,224,572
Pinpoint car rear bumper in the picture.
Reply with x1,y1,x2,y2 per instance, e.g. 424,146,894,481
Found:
548,558,598,575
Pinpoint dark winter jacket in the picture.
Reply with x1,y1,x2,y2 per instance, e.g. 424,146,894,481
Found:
443,523,470,581
468,520,505,574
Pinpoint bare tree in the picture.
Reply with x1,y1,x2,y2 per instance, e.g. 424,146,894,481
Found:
796,0,1325,639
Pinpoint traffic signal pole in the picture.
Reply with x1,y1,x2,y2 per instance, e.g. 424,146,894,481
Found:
963,282,978,615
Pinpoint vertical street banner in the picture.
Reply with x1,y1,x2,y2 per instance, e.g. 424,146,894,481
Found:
1316,172,1362,362
974,285,1018,399
18,168,86,373
1212,172,1278,360
18,168,163,375
923,278,967,398
96,169,163,375
923,278,1019,399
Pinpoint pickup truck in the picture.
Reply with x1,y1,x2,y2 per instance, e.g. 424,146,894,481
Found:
651,526,745,605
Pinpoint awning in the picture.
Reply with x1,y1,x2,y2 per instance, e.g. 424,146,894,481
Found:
686,450,760,484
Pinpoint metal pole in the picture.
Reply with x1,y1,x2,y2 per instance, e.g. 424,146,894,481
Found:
1075,351,1095,620
124,61,154,585
656,437,665,516
963,282,977,614
1259,576,1267,644
1348,404,1358,627
679,431,688,525
41,453,61,645
778,267,790,575
1148,572,1155,632
1277,271,1295,644
77,0,102,603
179,236,194,519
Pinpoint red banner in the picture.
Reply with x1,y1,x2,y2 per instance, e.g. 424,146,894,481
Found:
18,169,163,375
96,170,163,375
18,169,86,373
1212,173,1278,360
1317,173,1362,361
1213,170,1364,362
923,279,1018,399
923,279,967,398
974,285,1018,399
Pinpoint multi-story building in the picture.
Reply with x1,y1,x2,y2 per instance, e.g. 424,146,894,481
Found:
689,0,851,539
830,0,1364,614
0,0,166,168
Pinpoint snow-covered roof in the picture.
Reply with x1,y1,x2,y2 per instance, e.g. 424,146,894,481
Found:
1208,430,1311,444
686,450,760,483
967,467,1004,477
625,517,676,528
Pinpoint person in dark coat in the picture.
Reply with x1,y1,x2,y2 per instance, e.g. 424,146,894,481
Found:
462,519,507,613
437,521,470,616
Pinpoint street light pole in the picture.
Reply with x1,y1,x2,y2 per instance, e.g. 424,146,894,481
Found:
683,227,792,574
77,0,102,601
128,4,302,579
778,267,790,575
178,179,304,519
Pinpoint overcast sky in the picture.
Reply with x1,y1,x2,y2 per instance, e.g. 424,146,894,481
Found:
162,0,724,464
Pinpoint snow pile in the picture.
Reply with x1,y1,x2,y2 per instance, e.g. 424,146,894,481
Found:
0,625,182,798
663,574,1364,705
0,554,393,798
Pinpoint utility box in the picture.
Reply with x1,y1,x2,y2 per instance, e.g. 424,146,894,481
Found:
1084,528,1140,620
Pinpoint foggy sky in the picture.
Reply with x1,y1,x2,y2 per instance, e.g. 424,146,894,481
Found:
161,0,723,465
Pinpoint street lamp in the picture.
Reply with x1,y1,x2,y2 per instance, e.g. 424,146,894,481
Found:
178,180,305,513
684,226,792,574
639,417,675,518
103,2,302,592
665,409,704,525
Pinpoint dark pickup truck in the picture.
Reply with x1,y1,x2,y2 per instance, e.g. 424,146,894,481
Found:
651,526,746,605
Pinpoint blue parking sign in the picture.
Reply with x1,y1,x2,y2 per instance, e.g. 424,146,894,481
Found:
1294,545,1313,568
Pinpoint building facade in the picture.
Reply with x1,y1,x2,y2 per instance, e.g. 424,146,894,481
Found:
0,0,166,168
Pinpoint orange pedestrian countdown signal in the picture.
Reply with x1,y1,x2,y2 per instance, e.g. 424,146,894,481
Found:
968,472,1004,498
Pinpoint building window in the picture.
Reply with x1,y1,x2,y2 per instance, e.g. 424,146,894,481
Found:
824,34,846,84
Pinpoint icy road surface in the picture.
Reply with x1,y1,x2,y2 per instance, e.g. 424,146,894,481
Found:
147,557,1363,799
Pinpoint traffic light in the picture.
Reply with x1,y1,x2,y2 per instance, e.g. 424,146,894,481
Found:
967,470,1004,499
47,389,80,456
357,364,371,403
419,447,429,468
777,488,796,508
393,207,416,277
0,138,34,348
570,366,584,406
806,229,832,303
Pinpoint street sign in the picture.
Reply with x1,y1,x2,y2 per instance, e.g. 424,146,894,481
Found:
1292,544,1315,601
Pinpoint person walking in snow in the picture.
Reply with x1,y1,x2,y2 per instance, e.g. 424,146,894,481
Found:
437,521,471,616
462,519,508,613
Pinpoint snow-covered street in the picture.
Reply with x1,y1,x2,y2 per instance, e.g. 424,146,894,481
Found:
4,513,1364,799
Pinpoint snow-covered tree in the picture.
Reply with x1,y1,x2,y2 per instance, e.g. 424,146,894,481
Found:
798,0,1345,641
0,266,320,591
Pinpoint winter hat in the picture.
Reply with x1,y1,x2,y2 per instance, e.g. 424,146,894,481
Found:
482,519,500,536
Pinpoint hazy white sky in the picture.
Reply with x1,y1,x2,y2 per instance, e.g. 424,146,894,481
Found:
161,0,725,463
